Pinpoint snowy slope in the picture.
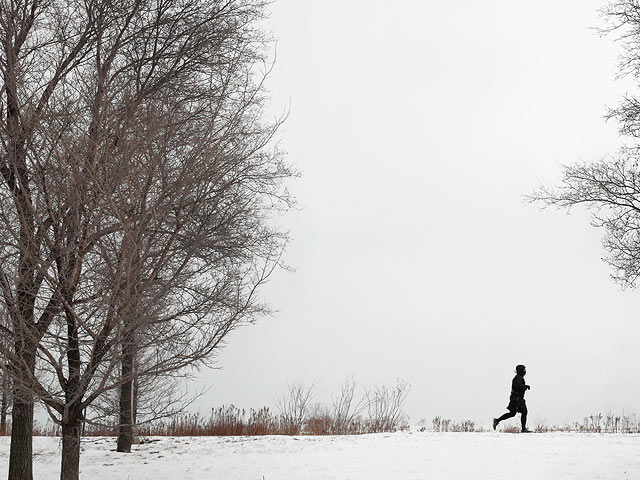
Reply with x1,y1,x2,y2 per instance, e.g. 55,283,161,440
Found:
0,432,638,479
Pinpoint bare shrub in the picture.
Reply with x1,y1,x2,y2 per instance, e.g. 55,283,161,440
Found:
576,413,640,434
131,406,282,436
534,422,571,433
432,416,442,432
501,425,521,434
26,377,414,438
246,407,281,436
431,418,478,432
450,420,476,432
305,403,333,435
364,379,410,433
532,414,640,434
277,382,316,435
331,377,367,434
210,406,246,436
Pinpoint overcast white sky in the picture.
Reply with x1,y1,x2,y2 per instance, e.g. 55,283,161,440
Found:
199,0,640,426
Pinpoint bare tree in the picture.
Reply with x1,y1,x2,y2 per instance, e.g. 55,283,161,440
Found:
530,1,640,288
0,2,102,477
0,1,291,479
530,156,640,287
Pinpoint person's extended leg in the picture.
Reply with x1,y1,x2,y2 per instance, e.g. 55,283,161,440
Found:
493,410,516,429
497,411,516,423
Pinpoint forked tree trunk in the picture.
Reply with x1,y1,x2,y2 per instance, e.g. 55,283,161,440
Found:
60,407,82,480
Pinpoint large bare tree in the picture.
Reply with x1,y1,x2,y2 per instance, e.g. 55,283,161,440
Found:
530,1,640,288
0,1,291,479
531,156,640,287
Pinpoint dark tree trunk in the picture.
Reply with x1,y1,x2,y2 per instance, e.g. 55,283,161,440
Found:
8,349,36,480
8,396,33,480
132,373,138,426
60,274,83,480
116,345,134,453
60,408,82,480
132,365,139,444
1,372,9,435
4,10,42,478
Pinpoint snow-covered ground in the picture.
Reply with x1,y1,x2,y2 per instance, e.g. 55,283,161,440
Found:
0,431,638,479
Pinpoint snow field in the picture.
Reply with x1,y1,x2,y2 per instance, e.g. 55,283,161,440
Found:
0,431,638,479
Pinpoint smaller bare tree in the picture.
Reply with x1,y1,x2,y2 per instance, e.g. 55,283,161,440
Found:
331,377,366,434
276,382,315,435
364,379,410,433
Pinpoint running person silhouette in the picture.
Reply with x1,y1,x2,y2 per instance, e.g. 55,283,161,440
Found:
493,364,532,433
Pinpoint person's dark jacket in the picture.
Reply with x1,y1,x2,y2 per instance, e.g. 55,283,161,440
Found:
511,374,528,398
507,374,529,412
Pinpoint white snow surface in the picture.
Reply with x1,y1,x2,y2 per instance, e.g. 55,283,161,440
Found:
1,432,639,479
